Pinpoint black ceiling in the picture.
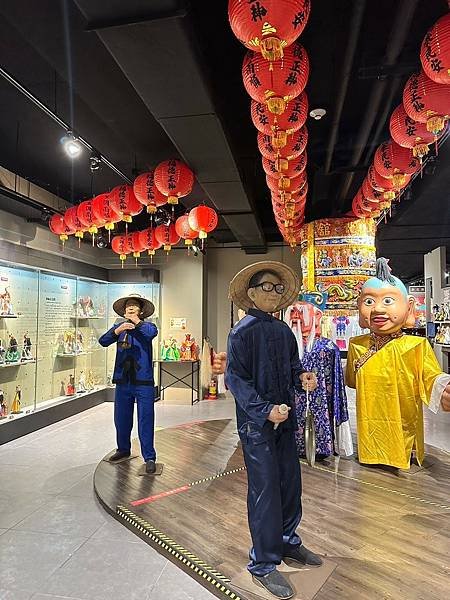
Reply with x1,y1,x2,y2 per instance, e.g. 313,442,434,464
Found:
0,0,448,277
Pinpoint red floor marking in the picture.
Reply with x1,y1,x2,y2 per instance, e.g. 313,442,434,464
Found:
131,485,190,506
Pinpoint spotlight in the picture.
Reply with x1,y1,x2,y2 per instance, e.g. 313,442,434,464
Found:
61,131,82,159
154,207,171,226
90,152,101,172
96,234,108,249
309,108,326,121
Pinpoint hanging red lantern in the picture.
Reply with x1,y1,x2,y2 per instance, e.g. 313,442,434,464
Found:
138,227,163,261
420,13,450,85
92,193,121,235
262,151,307,179
373,140,420,187
352,197,371,219
362,178,384,203
243,42,309,115
133,171,168,214
389,104,440,160
175,215,198,246
126,231,148,261
188,206,218,239
228,0,310,61
111,235,129,267
154,160,194,205
403,70,450,135
49,213,74,243
368,165,409,200
109,185,143,223
266,171,307,194
354,188,380,213
251,92,308,148
64,206,86,240
154,223,181,253
258,125,308,160
77,200,105,238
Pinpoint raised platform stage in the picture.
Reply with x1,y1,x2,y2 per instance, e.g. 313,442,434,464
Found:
94,419,450,600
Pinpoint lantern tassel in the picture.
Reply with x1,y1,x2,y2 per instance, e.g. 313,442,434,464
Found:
260,37,284,62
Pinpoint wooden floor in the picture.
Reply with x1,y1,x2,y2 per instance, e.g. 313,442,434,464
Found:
94,419,450,600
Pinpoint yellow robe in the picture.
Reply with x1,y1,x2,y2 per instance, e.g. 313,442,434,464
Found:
346,334,442,469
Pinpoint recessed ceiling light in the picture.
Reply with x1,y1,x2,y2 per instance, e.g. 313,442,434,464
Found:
309,108,327,120
61,132,82,158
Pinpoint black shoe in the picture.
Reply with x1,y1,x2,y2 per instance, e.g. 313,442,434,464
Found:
145,459,156,474
109,450,131,462
252,570,294,599
284,544,323,567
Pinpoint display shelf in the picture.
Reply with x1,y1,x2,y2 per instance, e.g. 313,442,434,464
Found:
56,352,88,357
0,314,18,319
0,359,36,368
71,315,106,320
36,385,107,412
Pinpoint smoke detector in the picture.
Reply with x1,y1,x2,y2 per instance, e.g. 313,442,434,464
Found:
309,108,327,120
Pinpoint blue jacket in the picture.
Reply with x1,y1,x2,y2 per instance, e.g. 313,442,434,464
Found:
225,308,305,444
99,320,158,386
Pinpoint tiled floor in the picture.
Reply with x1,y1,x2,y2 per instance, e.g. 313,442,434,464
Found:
0,391,448,600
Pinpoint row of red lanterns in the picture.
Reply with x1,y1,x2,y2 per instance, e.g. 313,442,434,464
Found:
352,12,450,219
49,159,196,242
228,0,311,247
110,206,218,267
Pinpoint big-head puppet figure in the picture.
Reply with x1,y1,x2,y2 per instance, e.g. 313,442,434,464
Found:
99,294,158,474
285,293,353,459
225,261,322,600
346,258,450,470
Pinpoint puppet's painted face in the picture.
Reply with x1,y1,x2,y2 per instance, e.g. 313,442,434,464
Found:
358,285,412,334
288,301,322,337
247,272,283,313
124,300,142,319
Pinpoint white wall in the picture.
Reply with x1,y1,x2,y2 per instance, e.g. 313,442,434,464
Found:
206,245,301,352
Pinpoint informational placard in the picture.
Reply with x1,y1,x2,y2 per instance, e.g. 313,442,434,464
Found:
169,317,187,330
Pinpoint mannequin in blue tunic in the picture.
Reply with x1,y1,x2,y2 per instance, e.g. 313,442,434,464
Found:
226,261,322,600
99,293,158,474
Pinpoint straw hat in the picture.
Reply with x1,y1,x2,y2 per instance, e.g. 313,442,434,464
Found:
229,261,300,312
113,293,155,319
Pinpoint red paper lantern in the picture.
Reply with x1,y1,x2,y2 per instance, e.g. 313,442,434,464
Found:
420,13,450,85
243,42,309,114
368,165,410,200
175,215,198,246
154,160,194,205
138,227,163,258
111,235,129,266
126,231,148,259
109,185,143,223
49,214,74,242
64,206,86,239
133,171,168,214
266,171,307,193
188,206,218,239
373,140,419,187
389,104,439,160
77,200,105,235
154,224,181,252
92,193,121,233
403,70,450,134
362,178,384,203
258,125,308,160
262,151,307,179
228,0,310,61
251,93,308,148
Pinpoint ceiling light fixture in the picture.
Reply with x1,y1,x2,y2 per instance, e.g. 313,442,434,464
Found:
62,131,82,159
309,108,327,120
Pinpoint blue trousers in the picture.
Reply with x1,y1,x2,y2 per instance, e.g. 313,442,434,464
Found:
243,427,302,576
114,383,156,462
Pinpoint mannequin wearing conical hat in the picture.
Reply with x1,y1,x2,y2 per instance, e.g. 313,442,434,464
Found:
346,257,450,470
285,295,353,459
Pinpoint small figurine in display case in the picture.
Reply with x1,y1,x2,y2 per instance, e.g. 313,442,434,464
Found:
86,370,95,391
0,287,14,316
66,374,76,396
0,389,7,418
77,371,87,393
75,331,84,354
5,334,20,363
0,338,5,364
78,296,95,317
180,334,200,361
60,381,66,396
11,385,22,413
21,332,33,361
64,330,76,355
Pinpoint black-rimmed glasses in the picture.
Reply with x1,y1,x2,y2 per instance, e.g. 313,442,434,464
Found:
252,281,285,294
